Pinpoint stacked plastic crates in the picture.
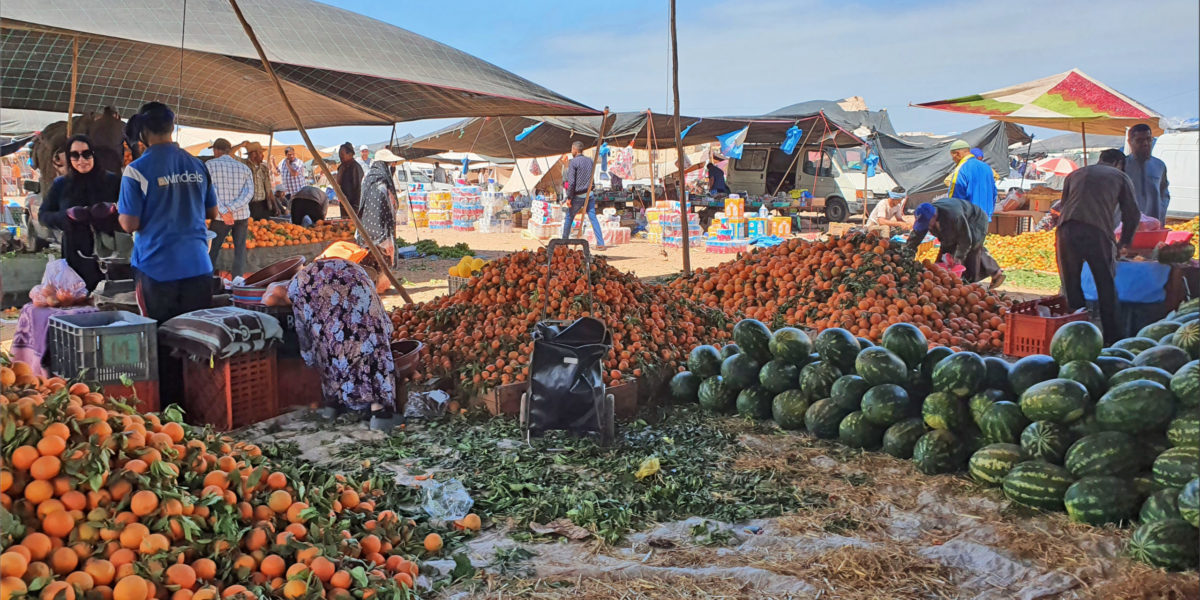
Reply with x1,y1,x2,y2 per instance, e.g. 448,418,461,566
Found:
527,197,563,240
451,185,483,231
407,183,429,228
476,192,513,234
569,208,631,247
427,190,452,229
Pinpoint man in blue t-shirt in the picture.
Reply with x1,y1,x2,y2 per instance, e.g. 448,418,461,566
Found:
118,102,218,323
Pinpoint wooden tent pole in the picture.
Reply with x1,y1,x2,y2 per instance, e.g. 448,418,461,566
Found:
1081,123,1088,166
227,0,412,303
66,37,78,136
771,124,816,197
645,109,657,206
669,0,690,274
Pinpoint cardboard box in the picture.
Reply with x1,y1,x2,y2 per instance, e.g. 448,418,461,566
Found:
747,217,768,238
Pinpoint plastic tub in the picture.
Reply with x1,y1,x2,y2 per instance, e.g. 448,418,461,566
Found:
391,340,425,381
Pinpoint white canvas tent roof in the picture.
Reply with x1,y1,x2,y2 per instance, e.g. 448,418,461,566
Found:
501,154,565,195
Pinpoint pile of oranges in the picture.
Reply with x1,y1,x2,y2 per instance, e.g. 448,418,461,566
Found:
0,356,480,600
221,220,354,251
391,246,730,395
984,230,1058,273
669,232,1011,352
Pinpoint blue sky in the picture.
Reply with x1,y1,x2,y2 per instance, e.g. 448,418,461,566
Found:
276,0,1200,147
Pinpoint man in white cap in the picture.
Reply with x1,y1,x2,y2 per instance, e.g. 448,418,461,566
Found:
946,139,997,218
867,186,911,229
357,144,371,171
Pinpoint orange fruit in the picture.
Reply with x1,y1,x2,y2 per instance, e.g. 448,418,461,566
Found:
85,558,116,586
39,580,75,600
258,555,284,578
458,513,482,531
36,435,67,457
129,491,158,516
21,532,53,560
285,502,308,524
11,446,39,470
1,577,27,600
118,523,149,550
266,490,291,513
0,470,11,493
282,580,306,600
423,533,443,554
41,510,76,538
265,472,287,490
309,556,335,582
192,558,216,581
112,575,148,600
0,552,28,578
49,547,78,575
165,564,197,590
138,533,169,555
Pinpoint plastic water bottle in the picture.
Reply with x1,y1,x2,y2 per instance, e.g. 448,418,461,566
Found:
758,205,768,219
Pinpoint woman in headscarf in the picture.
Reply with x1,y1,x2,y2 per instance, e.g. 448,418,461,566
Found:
39,134,121,290
288,255,399,428
355,149,402,285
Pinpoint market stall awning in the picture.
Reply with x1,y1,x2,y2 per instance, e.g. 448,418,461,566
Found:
0,0,597,133
914,69,1162,136
873,121,1013,196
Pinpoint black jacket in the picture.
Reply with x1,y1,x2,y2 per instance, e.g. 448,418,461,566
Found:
39,171,120,290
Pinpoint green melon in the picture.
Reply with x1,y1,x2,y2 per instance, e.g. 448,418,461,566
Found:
805,398,849,439
772,390,810,430
1166,412,1200,448
815,328,860,373
698,376,738,413
968,443,1028,486
720,344,741,359
732,319,773,363
1058,360,1107,400
1050,320,1104,364
1171,361,1199,408
920,347,955,384
1009,354,1059,396
912,429,962,475
882,418,927,459
1133,474,1161,498
981,357,1013,394
922,392,967,431
1002,461,1075,512
860,384,911,427
759,359,800,394
1139,320,1182,341
980,401,1029,445
1095,380,1176,434
1113,336,1159,355
1127,519,1200,571
1153,447,1200,489
1179,478,1199,527
881,323,928,369
931,352,986,398
1134,345,1192,374
857,337,875,349
768,327,813,365
736,386,775,420
855,347,909,387
1068,413,1105,438
687,346,724,379
720,352,762,390
1099,347,1136,360
1064,476,1138,525
798,360,843,402
1020,421,1073,464
1108,365,1174,389
1094,356,1134,379
829,374,872,412
969,389,1011,427
1170,321,1200,359
1018,378,1089,424
1064,431,1141,478
669,371,702,403
1140,488,1183,523
839,411,885,449
1139,438,1173,471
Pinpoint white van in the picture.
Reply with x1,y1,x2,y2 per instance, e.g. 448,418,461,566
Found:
724,145,896,221
1152,131,1198,220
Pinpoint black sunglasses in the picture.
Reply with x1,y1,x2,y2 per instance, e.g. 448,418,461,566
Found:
69,150,94,160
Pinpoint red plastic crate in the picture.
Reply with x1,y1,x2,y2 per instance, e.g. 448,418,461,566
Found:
183,349,278,430
100,380,160,414
277,357,323,411
1003,296,1090,358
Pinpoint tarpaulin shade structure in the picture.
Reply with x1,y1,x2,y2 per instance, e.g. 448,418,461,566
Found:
401,110,865,159
915,69,1162,136
1009,132,1125,156
873,121,1012,197
0,0,597,133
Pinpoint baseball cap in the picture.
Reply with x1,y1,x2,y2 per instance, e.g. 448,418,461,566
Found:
912,203,936,233
359,144,368,151
209,138,232,151
948,139,970,151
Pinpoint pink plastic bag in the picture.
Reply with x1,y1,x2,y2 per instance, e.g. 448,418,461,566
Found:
936,255,967,278
29,259,87,307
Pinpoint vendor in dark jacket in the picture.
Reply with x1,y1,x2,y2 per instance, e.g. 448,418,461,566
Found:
905,196,1004,288
1056,148,1142,344
39,134,121,291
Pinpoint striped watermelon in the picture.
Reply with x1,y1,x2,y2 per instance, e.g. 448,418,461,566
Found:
1169,320,1200,359
1127,519,1200,571
1094,355,1134,379
768,327,813,365
1166,412,1200,448
912,429,962,475
798,361,843,402
759,359,800,394
1064,476,1138,525
830,374,872,412
805,398,849,439
1153,447,1200,489
814,327,861,373
736,386,774,420
882,418,927,459
860,384,912,426
1140,488,1183,523
1050,320,1104,364
1009,354,1059,396
1095,380,1175,434
772,390,810,430
969,389,1012,427
1018,378,1089,424
1002,461,1075,512
1099,347,1136,360
920,347,955,384
1113,336,1159,355
931,351,986,397
881,323,928,369
1020,421,1074,464
1058,360,1107,400
982,357,1013,394
1139,321,1181,341
721,352,762,390
1179,478,1199,527
669,371,702,403
1172,361,1200,408
687,346,724,379
968,443,1028,486
922,392,967,431
732,318,773,363
839,411,885,449
1109,365,1173,389
1064,432,1141,478
855,347,909,386
698,376,737,413
979,401,1029,445
1133,344,1192,374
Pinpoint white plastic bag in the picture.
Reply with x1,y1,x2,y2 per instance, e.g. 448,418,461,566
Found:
29,259,87,307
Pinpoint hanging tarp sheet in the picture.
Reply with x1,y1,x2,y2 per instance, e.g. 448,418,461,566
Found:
873,121,1011,197
0,0,596,133
1009,132,1126,156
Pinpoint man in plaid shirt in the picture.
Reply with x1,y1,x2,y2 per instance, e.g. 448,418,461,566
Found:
206,138,253,278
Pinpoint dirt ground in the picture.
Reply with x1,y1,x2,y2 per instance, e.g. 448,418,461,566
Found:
382,229,1050,308
243,409,1199,600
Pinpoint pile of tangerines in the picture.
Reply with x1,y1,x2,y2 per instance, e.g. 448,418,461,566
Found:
1,357,479,600
221,220,354,251
669,232,1012,352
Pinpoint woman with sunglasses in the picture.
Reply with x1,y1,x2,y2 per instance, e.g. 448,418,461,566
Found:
39,134,121,291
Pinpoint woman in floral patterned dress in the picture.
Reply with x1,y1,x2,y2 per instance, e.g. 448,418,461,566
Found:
288,258,397,424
